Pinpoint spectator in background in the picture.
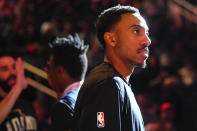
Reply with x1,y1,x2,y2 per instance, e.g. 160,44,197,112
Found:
45,34,88,131
159,102,175,131
136,93,158,125
145,122,162,131
0,53,37,130
33,93,55,131
145,102,176,131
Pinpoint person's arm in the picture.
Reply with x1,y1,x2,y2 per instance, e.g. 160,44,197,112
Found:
76,78,123,131
0,58,29,124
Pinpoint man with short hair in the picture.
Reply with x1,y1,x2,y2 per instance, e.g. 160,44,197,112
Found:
74,5,151,131
0,53,37,130
45,34,88,131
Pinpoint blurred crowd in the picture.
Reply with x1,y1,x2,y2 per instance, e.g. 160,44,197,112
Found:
0,0,197,130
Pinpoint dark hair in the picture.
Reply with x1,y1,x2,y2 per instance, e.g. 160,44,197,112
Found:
96,5,139,48
49,33,89,80
0,51,16,58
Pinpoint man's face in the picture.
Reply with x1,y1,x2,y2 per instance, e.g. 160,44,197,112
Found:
111,13,151,68
45,56,60,91
0,56,16,90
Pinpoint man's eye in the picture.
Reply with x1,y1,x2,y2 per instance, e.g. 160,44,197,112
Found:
134,30,140,34
0,66,9,71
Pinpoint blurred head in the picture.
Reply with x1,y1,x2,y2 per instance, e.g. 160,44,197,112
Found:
145,122,162,131
96,5,151,68
45,34,89,92
0,53,16,92
160,102,175,122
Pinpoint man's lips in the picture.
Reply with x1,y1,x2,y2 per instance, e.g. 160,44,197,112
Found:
8,76,16,86
137,48,149,58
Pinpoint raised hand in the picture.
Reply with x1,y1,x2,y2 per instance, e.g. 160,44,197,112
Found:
14,57,29,90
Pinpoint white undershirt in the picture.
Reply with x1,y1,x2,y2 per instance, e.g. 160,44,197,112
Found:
61,80,84,98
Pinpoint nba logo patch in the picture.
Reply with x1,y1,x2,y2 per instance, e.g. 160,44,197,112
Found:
97,112,105,128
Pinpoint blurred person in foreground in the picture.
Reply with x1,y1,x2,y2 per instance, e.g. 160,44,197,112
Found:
45,34,88,131
74,5,151,131
145,102,176,131
0,53,37,130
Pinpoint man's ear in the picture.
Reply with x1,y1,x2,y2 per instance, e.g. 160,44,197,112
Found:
104,32,116,47
56,66,70,79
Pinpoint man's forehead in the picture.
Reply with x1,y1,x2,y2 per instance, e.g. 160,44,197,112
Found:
121,13,149,31
0,56,15,66
132,13,149,30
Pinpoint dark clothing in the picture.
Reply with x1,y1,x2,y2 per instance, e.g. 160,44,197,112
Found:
0,97,37,131
74,62,145,131
51,90,78,131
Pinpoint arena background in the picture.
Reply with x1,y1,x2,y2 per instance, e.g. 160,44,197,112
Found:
0,0,197,130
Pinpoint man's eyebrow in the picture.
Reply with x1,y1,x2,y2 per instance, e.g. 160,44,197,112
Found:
128,24,149,31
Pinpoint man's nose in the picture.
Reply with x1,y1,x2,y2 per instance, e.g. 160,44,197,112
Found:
144,34,151,47
11,67,16,75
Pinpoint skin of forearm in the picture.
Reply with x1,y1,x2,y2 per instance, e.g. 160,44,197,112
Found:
0,85,23,124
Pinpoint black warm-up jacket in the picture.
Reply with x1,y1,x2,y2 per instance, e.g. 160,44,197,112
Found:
74,62,145,131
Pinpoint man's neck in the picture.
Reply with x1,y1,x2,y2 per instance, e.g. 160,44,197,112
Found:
104,56,134,83
62,81,82,97
57,78,80,99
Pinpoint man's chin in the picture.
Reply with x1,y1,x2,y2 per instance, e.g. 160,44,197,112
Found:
136,61,147,69
0,80,16,93
8,81,16,87
0,84,12,93
8,78,16,86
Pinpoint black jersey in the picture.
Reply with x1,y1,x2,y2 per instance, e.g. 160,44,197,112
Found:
74,62,144,131
0,97,37,131
51,90,78,131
